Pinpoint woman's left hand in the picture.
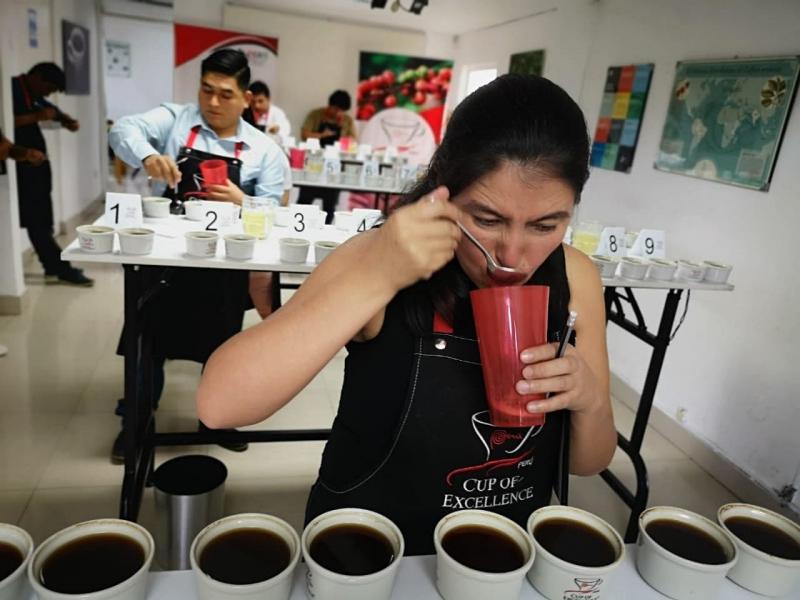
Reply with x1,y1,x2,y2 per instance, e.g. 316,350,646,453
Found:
515,343,601,415
206,179,245,205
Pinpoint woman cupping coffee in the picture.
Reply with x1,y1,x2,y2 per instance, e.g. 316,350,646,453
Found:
197,74,616,555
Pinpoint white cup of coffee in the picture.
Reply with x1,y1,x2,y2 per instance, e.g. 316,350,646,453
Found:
527,506,625,600
190,513,301,600
186,231,219,258
314,241,339,264
434,509,535,600
117,228,155,255
0,523,33,600
142,196,171,218
636,506,738,600
301,508,404,600
185,200,206,221
76,225,115,254
27,518,154,600
224,233,256,261
718,503,800,597
279,238,310,263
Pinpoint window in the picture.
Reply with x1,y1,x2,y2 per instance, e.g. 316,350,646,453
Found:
462,66,498,100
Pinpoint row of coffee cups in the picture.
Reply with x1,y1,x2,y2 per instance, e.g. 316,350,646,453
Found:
591,255,734,283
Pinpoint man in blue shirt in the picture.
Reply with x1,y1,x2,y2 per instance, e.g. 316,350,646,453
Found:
108,49,287,461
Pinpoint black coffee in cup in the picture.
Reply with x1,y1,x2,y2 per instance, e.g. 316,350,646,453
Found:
309,524,394,576
0,541,23,582
533,518,617,567
199,528,291,585
40,533,145,594
645,519,728,565
725,516,800,560
442,524,525,573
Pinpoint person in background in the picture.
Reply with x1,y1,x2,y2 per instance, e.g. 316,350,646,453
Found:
108,48,287,462
245,81,291,144
12,62,93,286
297,90,356,222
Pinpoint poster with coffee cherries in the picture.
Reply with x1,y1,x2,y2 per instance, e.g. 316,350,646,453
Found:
356,51,453,165
591,63,654,173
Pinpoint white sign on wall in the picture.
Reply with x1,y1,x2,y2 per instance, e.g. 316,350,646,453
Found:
106,40,131,78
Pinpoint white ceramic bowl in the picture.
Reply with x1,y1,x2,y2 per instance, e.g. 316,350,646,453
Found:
702,261,733,284
142,196,171,218
27,518,154,600
302,508,404,600
186,231,219,258
434,509,534,600
279,238,310,263
636,506,738,600
190,513,301,600
718,503,800,597
647,258,678,281
314,241,339,264
527,506,625,600
619,256,648,280
0,523,33,600
77,225,115,254
675,260,706,282
224,234,256,260
118,228,155,255
185,200,206,221
590,255,619,278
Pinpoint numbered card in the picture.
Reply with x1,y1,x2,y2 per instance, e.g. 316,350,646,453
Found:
287,205,321,234
200,201,235,232
104,193,143,227
350,209,383,233
595,227,626,258
628,229,666,259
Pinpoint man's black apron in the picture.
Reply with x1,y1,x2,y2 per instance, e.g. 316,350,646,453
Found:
306,300,567,556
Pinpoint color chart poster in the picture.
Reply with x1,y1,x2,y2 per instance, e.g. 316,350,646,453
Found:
591,63,654,173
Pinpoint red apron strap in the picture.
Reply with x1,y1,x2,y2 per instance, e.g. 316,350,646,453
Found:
234,141,244,160
432,312,453,335
185,125,201,149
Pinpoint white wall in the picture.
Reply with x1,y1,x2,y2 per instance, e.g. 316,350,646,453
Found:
102,15,173,121
453,0,800,508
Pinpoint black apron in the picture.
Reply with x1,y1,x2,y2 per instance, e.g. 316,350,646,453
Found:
317,119,342,148
306,290,567,555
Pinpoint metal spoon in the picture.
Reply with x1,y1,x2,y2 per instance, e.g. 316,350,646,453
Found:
456,222,525,284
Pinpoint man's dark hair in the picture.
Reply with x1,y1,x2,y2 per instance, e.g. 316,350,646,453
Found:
28,62,66,91
249,81,270,97
328,90,351,111
201,49,250,91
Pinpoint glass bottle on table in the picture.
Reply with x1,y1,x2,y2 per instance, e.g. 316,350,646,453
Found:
571,221,603,255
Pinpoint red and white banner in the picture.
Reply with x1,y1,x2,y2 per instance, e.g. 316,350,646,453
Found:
173,23,278,104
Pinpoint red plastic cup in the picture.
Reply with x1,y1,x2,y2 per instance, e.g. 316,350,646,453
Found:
470,285,549,427
289,147,306,169
199,159,228,186
339,136,352,152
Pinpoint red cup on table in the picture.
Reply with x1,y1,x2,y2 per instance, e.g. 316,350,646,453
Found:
339,136,352,152
470,285,549,427
199,159,228,187
289,147,306,169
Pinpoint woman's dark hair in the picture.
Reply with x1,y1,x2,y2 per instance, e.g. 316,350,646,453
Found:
249,81,270,97
328,90,352,111
399,74,590,333
201,48,250,91
28,62,66,91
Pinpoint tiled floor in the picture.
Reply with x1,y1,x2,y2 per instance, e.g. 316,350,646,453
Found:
0,227,740,556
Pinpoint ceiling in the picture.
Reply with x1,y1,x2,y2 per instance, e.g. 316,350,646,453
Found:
226,0,558,35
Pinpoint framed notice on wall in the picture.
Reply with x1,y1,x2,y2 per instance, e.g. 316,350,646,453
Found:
655,56,800,191
591,63,654,173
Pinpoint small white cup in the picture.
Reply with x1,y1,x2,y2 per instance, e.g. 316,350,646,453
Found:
118,228,155,255
77,225,115,254
0,523,33,600
619,256,648,280
186,231,219,258
28,518,154,600
647,258,678,281
190,513,301,600
142,196,171,218
224,234,256,260
636,506,738,600
314,241,339,264
527,506,625,600
434,509,535,600
702,261,733,284
185,200,206,221
301,508,404,600
675,260,706,282
718,503,800,597
279,238,310,263
334,211,354,231
590,255,619,278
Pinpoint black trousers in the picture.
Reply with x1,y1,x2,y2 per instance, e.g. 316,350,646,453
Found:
27,225,67,275
297,186,338,224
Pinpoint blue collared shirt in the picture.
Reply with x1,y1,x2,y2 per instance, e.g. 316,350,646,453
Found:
109,103,287,204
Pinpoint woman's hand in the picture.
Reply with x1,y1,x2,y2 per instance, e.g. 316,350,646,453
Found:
515,342,602,415
374,186,462,291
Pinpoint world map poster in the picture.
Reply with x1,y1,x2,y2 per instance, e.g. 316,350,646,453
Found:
655,56,800,191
